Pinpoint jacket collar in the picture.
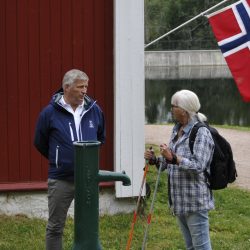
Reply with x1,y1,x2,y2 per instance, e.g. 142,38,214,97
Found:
50,88,95,111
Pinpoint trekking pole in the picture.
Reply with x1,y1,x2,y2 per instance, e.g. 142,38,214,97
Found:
141,158,163,250
126,159,150,250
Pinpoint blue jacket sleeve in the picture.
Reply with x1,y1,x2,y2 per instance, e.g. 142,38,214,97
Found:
97,107,106,144
33,108,50,159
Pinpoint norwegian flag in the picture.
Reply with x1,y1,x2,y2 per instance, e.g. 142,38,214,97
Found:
208,0,250,102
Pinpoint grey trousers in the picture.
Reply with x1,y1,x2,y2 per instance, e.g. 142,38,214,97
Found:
46,179,75,250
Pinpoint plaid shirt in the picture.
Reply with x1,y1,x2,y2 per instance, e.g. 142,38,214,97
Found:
162,119,215,215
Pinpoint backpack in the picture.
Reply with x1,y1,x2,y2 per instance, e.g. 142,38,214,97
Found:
189,122,237,190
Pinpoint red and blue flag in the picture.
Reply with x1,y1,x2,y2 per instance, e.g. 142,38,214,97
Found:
208,0,250,102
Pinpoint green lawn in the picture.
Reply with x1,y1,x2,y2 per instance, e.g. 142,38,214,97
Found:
1,145,250,249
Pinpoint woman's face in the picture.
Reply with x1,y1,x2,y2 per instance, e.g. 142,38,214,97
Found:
171,104,187,123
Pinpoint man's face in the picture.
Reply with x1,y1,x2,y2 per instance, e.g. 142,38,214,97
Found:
64,79,88,108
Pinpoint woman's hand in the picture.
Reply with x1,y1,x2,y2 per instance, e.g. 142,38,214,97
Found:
160,144,173,161
144,147,154,161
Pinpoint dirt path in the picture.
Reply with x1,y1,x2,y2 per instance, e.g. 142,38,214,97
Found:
145,125,250,191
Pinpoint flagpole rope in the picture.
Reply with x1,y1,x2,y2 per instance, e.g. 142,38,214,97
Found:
144,0,232,49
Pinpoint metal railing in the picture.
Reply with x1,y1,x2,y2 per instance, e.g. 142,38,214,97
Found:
144,39,218,51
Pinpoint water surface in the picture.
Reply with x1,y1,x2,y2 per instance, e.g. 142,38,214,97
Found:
145,66,250,126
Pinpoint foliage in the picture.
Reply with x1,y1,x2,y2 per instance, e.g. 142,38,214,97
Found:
145,0,237,50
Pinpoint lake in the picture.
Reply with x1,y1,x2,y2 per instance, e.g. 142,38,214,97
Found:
145,66,250,126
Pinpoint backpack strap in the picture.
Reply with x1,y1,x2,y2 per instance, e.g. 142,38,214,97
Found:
189,122,212,188
189,122,207,154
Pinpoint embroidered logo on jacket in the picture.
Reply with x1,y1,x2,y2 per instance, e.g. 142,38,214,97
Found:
89,120,94,128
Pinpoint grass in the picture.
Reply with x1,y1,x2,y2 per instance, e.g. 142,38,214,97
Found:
1,144,250,249
210,124,250,131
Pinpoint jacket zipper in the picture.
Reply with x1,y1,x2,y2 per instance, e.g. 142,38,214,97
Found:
69,122,74,141
79,124,82,141
56,145,59,168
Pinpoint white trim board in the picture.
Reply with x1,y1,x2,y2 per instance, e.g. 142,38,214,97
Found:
114,0,145,198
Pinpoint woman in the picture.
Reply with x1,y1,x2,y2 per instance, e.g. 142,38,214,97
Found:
145,89,214,250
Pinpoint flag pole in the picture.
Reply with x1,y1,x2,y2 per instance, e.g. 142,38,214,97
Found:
144,0,231,49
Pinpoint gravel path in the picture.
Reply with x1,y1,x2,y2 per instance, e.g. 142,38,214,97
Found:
145,125,250,191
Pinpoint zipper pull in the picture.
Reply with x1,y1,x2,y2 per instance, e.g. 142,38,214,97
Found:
56,145,59,168
69,122,75,141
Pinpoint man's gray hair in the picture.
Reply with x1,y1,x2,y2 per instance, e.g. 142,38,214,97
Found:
171,89,207,122
62,69,89,87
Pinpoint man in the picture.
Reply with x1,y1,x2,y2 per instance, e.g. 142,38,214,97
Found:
34,69,105,250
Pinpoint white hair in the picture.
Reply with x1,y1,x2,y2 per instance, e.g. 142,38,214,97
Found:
171,89,207,122
62,69,89,87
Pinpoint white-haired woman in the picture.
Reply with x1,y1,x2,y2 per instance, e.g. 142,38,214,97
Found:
145,89,214,250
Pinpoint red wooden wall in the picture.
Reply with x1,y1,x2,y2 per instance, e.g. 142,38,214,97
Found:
0,0,114,190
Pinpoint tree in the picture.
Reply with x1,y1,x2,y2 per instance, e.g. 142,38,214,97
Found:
145,0,236,50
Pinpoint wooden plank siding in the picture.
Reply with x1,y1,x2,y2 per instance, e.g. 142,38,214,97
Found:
0,0,114,190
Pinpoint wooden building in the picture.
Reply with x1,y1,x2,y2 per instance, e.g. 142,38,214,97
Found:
0,0,144,201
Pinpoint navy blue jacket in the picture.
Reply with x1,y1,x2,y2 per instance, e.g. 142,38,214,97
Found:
34,91,105,181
